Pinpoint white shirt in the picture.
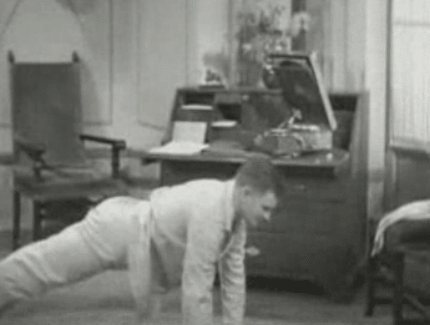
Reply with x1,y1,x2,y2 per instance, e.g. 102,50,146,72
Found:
131,179,246,325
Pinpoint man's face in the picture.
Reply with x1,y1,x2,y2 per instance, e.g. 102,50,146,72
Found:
238,187,278,228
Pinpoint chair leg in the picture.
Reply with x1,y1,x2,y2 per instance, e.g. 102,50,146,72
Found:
392,251,405,325
12,191,21,250
33,201,43,241
365,256,377,316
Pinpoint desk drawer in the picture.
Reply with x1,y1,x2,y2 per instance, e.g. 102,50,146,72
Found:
246,232,356,284
256,200,348,234
245,232,311,278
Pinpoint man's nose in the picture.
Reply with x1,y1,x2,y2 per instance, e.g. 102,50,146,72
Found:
262,212,271,222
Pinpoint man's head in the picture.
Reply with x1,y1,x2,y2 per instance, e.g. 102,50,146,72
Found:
233,155,281,228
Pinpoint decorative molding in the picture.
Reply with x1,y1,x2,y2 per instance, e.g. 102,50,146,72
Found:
0,0,22,46
0,0,114,128
78,0,113,126
136,0,188,131
0,0,23,128
134,0,164,131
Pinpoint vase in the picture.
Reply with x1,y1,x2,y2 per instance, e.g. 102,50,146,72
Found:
238,58,263,87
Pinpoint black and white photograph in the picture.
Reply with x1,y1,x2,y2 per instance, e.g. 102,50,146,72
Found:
0,0,426,324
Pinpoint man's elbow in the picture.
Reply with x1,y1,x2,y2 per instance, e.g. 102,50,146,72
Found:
183,290,212,305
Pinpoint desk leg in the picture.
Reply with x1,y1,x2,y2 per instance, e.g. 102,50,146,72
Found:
365,256,376,316
393,252,405,325
12,191,21,250
33,201,43,242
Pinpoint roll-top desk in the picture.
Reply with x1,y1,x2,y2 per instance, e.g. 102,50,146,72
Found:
140,55,369,299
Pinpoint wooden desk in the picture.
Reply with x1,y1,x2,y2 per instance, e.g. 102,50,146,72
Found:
142,148,349,183
140,86,369,299
141,148,360,298
144,149,349,180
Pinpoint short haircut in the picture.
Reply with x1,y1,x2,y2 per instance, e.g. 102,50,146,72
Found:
235,154,282,198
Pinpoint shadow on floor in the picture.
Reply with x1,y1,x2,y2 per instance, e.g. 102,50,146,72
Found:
0,241,392,325
0,269,392,325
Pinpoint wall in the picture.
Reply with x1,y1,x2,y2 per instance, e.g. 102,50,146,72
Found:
306,0,366,92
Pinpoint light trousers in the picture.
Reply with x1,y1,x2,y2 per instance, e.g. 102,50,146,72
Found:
0,196,148,312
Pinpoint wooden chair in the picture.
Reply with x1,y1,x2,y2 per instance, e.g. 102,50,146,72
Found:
365,219,430,324
9,51,128,250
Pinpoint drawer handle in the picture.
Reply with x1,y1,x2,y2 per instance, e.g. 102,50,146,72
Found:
245,246,260,257
293,184,307,191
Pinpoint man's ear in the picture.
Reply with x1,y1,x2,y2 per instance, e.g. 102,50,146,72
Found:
241,185,254,198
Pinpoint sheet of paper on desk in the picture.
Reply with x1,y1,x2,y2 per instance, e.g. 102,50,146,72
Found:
149,141,209,155
181,104,213,110
171,121,207,143
149,121,208,155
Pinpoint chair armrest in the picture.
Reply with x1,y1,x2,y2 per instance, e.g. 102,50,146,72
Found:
79,133,126,150
14,136,47,180
15,136,46,159
79,133,126,178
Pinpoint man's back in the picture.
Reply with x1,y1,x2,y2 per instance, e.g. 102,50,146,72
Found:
149,179,236,286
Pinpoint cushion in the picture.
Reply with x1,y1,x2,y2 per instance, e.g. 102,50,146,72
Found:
384,219,430,248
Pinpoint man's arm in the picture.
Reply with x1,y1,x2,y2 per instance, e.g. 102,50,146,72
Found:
181,216,221,325
218,220,247,325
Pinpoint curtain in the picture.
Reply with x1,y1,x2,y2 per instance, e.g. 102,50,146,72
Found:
390,0,430,148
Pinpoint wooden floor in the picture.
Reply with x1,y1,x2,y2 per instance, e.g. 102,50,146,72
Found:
0,251,394,325
0,269,394,325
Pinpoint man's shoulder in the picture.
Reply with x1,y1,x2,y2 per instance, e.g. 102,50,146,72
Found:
151,179,228,206
181,179,228,203
153,178,224,194
185,178,226,188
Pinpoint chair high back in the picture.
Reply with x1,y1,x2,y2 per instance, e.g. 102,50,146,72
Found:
10,52,86,167
8,52,129,250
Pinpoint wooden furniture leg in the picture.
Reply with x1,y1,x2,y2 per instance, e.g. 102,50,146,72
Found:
33,200,43,242
393,251,405,325
12,190,21,250
365,255,376,316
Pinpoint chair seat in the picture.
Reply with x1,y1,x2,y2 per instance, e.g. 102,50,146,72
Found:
385,219,430,249
8,53,130,249
366,219,430,324
14,174,128,201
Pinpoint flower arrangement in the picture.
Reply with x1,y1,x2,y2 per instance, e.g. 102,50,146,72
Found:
236,1,310,86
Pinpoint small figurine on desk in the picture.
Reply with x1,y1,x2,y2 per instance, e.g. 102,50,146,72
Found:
200,68,225,89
